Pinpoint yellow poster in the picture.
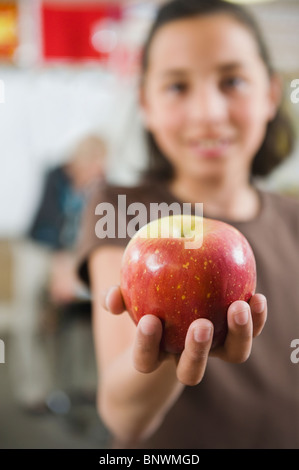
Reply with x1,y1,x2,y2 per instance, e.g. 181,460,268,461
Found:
0,2,18,59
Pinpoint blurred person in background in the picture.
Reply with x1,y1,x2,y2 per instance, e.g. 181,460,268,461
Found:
29,134,107,306
9,133,107,413
76,0,299,449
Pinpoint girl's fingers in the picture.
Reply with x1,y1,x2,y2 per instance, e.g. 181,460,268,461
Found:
176,319,213,386
103,288,267,375
217,300,253,363
132,315,163,373
102,285,126,314
249,293,267,337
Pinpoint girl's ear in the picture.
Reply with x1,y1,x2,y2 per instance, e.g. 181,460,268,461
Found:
267,73,283,122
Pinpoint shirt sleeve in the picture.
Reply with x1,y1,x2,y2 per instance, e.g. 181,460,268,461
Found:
28,167,67,249
75,182,129,287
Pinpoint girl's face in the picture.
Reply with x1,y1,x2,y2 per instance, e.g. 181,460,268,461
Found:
140,14,280,182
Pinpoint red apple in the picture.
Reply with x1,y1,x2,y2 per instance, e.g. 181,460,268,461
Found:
120,215,256,354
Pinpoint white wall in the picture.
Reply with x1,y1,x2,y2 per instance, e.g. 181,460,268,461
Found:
0,65,145,237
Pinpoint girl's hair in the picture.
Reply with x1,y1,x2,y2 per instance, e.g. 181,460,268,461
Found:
140,0,295,183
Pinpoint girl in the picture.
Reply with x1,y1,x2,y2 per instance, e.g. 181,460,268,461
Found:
77,0,299,449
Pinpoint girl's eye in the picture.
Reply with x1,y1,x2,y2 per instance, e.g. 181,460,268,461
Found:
221,76,246,91
166,82,188,94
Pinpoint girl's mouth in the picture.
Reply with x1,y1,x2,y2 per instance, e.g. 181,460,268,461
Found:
188,138,232,158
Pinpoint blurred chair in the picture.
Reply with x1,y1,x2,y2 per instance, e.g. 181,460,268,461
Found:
9,239,53,410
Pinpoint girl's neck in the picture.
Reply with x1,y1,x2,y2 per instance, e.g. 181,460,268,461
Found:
168,172,260,222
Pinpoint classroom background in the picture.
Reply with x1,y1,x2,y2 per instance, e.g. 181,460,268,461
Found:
0,0,298,449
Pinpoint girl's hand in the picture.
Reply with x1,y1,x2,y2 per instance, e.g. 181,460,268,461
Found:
102,286,267,386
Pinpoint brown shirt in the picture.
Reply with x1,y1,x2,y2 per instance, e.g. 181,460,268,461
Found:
77,181,299,449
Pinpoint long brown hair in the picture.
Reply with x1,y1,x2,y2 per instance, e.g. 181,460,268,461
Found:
140,0,295,182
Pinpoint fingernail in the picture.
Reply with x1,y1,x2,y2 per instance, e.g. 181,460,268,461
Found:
234,307,249,326
194,326,212,343
139,316,156,336
253,298,266,314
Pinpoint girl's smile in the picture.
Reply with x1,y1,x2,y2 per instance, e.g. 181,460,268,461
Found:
186,137,233,159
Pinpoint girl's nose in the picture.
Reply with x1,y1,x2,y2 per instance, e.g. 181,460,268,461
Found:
187,85,228,125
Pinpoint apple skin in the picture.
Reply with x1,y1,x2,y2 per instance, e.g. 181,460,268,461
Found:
120,216,256,354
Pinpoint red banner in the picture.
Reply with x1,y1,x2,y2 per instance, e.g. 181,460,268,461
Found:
0,2,18,60
41,2,123,63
